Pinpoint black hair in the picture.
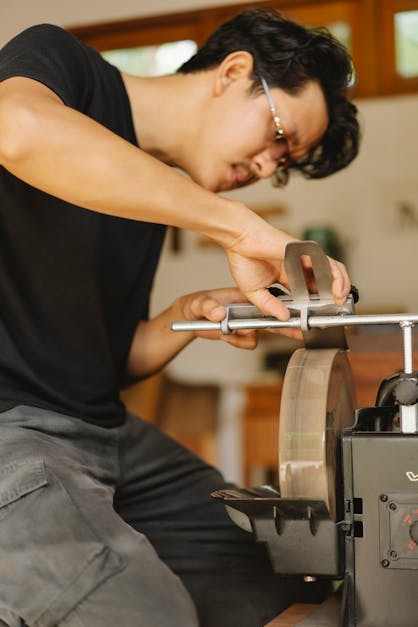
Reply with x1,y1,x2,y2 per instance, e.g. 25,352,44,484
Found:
178,7,360,180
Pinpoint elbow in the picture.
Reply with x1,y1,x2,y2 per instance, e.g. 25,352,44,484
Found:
0,95,42,166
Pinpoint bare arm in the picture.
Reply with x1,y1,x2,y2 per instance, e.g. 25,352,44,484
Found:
126,288,259,379
0,77,350,318
0,77,246,244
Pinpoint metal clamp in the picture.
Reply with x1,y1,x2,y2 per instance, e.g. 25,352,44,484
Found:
283,241,353,348
171,242,355,349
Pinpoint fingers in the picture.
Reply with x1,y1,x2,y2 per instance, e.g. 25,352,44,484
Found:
222,329,258,350
328,257,351,305
267,327,304,341
245,287,290,320
189,296,226,322
187,288,246,322
298,254,352,306
178,289,259,348
190,284,291,324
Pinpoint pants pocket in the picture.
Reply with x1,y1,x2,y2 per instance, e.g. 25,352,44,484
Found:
0,458,47,520
0,459,124,627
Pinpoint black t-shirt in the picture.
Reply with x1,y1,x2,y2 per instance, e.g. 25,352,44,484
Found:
0,24,166,426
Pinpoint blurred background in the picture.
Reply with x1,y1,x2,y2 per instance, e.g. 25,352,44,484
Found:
2,0,418,484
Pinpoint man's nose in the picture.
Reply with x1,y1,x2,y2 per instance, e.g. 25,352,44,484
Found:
252,148,279,179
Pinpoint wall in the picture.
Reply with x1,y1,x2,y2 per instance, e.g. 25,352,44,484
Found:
0,0,256,45
2,1,418,385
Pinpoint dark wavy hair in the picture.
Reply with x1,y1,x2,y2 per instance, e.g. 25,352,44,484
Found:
178,7,360,180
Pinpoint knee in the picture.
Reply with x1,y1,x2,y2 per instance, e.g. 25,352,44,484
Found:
0,612,25,627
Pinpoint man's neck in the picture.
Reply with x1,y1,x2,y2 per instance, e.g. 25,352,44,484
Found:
121,72,211,170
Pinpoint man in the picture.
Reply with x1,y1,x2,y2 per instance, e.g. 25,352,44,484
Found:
0,7,359,627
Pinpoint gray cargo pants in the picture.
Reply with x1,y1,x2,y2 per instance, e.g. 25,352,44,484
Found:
0,404,323,627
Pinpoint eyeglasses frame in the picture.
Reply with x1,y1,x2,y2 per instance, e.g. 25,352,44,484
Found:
259,76,290,188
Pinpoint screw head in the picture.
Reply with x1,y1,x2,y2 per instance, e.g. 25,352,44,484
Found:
381,559,390,568
380,494,388,502
389,502,397,511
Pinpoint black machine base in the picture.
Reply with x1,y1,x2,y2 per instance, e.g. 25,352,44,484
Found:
213,406,418,626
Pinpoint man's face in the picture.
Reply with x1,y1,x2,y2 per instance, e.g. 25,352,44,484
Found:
184,78,329,193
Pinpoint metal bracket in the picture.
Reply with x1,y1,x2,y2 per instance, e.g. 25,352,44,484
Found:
219,241,354,348
282,241,352,348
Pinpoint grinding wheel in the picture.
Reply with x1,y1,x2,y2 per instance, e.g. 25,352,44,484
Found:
278,348,356,520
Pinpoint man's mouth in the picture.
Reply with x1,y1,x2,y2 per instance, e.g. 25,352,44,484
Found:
230,164,256,189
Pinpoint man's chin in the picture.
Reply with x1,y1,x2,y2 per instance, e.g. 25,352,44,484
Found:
189,170,240,194
188,171,218,193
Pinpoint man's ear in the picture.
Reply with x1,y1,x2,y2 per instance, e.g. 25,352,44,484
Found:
213,51,254,96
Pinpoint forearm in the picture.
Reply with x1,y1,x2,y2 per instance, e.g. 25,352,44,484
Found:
0,79,350,317
126,287,261,379
125,299,195,380
0,77,249,248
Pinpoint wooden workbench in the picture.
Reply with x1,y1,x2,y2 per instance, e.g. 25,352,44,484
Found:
265,604,318,626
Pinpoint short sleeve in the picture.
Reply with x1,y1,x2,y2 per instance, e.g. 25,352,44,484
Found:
0,24,94,110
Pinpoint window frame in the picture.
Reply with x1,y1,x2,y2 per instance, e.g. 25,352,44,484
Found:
378,0,418,94
68,0,417,99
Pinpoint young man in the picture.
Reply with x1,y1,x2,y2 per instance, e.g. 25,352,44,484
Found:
0,8,359,627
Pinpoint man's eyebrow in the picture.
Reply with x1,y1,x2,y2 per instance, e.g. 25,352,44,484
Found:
283,130,300,163
289,128,301,150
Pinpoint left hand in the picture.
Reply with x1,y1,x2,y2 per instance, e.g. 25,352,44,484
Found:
176,287,258,349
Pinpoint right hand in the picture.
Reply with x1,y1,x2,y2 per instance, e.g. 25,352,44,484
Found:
224,211,351,320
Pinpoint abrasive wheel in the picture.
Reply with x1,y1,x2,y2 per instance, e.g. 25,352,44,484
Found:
278,348,356,520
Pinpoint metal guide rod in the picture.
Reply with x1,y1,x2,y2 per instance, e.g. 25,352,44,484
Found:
171,312,418,333
175,244,417,437
400,321,414,374
398,320,417,434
